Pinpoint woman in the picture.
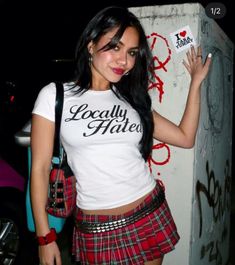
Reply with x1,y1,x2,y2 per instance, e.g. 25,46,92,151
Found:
30,6,212,265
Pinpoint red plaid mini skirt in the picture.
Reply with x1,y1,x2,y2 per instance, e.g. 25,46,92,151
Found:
72,181,180,264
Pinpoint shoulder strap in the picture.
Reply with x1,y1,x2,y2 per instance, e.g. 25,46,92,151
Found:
53,82,64,158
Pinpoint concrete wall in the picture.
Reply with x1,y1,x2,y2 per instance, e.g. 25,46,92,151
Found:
130,3,234,265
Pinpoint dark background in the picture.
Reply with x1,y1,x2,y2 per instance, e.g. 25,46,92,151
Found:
0,0,234,177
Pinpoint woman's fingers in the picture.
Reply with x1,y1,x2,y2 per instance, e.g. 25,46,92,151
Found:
190,45,197,59
182,59,191,73
188,45,203,61
196,45,202,59
203,53,212,73
183,45,212,80
186,50,193,65
186,45,201,66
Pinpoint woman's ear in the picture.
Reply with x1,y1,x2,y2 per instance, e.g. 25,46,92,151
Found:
87,41,94,55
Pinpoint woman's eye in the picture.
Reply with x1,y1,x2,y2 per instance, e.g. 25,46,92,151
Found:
129,50,138,57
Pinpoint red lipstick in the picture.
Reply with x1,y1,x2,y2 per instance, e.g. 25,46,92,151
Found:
112,68,125,75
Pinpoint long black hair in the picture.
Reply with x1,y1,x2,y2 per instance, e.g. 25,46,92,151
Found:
71,6,154,161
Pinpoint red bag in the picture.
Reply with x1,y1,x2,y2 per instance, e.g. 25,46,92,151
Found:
45,82,77,218
46,151,77,217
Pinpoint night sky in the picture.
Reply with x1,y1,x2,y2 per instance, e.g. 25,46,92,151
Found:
0,0,233,65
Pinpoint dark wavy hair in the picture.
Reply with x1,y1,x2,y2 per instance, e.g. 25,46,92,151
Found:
71,6,154,161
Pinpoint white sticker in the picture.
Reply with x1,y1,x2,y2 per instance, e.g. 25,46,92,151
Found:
170,25,196,53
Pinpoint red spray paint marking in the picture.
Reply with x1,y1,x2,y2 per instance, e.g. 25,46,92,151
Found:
147,32,172,103
148,143,171,175
146,33,172,175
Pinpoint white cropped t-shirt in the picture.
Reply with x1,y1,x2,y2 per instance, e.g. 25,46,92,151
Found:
32,82,156,210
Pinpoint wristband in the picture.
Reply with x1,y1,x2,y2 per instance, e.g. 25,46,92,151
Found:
36,228,57,246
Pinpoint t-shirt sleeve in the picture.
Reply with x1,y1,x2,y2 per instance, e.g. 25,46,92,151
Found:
32,82,56,122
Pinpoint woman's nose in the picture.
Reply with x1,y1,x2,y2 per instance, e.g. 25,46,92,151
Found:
117,52,127,66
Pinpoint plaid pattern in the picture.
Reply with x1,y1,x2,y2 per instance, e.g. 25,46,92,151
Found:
46,167,77,217
72,181,180,264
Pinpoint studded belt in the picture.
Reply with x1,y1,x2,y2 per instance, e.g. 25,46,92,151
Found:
76,188,165,234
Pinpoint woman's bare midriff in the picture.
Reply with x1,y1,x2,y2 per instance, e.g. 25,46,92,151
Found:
81,190,153,215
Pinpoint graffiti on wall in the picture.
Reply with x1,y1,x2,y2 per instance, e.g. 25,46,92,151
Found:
147,32,173,176
196,160,231,237
148,143,171,176
196,160,231,264
147,32,172,103
200,226,228,265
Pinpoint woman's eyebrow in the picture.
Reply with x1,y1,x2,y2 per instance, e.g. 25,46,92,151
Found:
129,47,139,50
118,40,139,49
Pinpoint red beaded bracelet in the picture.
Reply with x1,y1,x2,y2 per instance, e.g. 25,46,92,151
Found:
36,228,57,246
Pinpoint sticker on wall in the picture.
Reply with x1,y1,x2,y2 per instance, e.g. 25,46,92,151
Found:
170,25,196,53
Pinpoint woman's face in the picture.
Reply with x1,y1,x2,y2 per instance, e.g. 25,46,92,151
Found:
88,26,139,88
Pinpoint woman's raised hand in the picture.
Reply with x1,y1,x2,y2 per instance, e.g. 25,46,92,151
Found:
183,45,212,84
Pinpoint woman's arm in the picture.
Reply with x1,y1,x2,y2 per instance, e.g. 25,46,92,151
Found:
153,45,212,148
31,114,62,265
